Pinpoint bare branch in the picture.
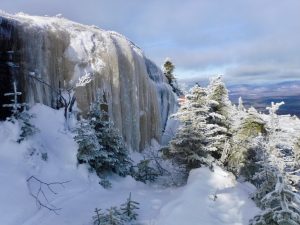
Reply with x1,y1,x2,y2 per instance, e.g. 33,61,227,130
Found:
27,176,71,214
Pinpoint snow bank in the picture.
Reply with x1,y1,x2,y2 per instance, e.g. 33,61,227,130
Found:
156,166,260,225
0,104,260,225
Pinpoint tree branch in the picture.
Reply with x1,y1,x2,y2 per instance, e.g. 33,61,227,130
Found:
27,176,71,214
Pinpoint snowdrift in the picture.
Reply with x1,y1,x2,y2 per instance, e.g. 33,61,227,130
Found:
0,104,259,225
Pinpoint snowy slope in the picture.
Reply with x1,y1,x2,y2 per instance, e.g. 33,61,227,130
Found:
0,104,259,225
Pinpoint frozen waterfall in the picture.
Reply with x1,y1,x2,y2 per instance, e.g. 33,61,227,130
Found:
0,12,177,150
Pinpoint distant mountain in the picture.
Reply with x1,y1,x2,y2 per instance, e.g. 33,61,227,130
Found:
228,81,300,116
179,79,300,116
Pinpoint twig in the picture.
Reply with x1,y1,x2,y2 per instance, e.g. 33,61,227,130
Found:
27,176,71,214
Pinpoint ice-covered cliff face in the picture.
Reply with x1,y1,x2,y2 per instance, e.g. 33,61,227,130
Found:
0,12,177,150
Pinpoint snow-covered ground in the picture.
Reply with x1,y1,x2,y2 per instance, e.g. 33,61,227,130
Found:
0,104,259,225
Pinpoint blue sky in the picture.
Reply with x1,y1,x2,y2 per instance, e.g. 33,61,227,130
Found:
1,0,300,84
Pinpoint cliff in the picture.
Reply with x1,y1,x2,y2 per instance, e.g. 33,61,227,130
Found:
0,12,177,150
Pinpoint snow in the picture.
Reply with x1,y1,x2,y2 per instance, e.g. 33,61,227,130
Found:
0,104,259,225
76,72,95,87
157,167,259,225
0,12,177,150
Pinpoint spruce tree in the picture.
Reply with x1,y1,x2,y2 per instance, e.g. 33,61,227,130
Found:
163,58,183,96
167,85,213,171
163,58,175,84
226,107,267,176
120,193,140,221
206,76,232,159
75,119,103,164
75,98,132,178
16,111,39,143
131,159,159,183
249,102,300,225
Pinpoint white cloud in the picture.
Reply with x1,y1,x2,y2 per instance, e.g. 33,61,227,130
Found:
1,0,300,83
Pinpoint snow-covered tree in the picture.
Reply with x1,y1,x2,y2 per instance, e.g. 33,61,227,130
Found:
120,193,140,221
206,76,232,120
238,96,246,111
166,77,235,172
250,175,300,225
93,194,140,225
75,119,103,164
17,111,39,143
130,159,160,183
249,102,300,225
226,107,267,177
167,85,213,172
206,76,232,159
75,98,132,178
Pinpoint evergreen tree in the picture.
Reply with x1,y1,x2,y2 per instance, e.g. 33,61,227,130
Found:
104,207,123,225
120,193,140,221
75,99,132,179
131,159,160,183
163,58,183,96
163,58,175,84
93,208,105,225
92,194,140,225
167,85,212,171
249,102,300,225
226,107,267,177
206,76,232,159
16,111,39,143
165,84,229,175
206,76,231,119
75,119,103,164
238,96,246,111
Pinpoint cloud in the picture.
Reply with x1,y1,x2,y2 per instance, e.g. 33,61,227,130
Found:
1,0,300,83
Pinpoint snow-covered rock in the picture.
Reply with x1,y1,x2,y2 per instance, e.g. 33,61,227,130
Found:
0,12,176,150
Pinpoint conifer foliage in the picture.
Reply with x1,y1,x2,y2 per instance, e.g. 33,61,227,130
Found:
166,76,300,224
166,77,232,173
163,58,183,96
92,193,140,225
120,192,140,221
75,97,132,180
249,102,300,225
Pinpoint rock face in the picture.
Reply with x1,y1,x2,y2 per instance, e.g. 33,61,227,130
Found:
0,12,177,150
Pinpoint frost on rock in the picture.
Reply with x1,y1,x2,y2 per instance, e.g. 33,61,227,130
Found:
0,12,176,150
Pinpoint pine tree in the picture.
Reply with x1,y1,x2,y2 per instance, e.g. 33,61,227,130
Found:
163,58,175,84
162,58,183,96
75,119,103,164
131,159,159,183
167,85,212,172
249,102,300,225
17,111,39,143
75,98,132,178
120,193,140,221
104,207,123,225
226,107,267,176
206,76,232,159
93,208,105,225
89,102,132,176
